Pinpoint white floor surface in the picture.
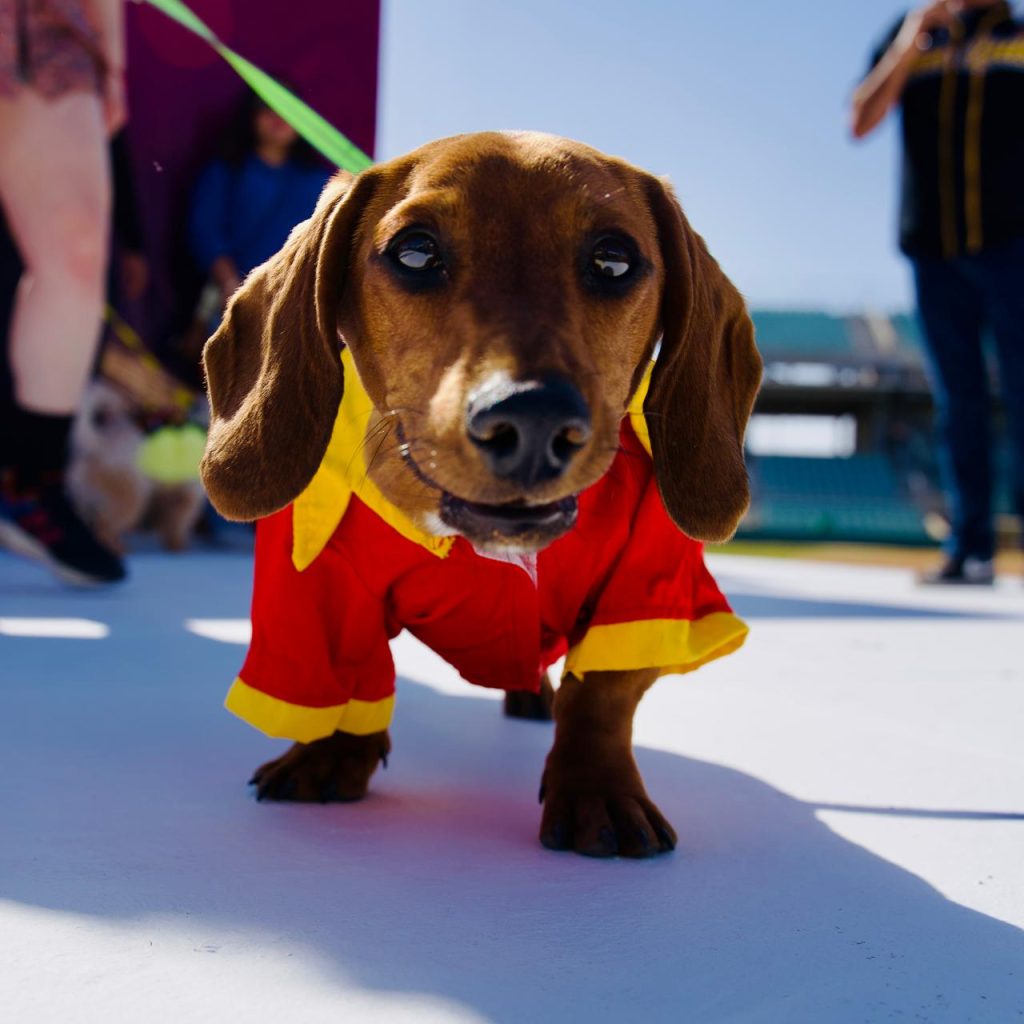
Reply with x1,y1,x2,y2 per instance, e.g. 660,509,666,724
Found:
1,547,1022,1023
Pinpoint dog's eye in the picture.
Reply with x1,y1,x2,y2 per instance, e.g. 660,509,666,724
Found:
390,232,442,272
590,237,634,281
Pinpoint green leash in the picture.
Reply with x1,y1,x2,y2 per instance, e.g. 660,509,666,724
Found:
140,0,373,173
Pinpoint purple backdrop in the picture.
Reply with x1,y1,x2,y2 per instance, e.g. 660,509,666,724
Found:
123,0,380,353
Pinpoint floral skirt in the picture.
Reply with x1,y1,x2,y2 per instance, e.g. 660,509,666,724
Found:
0,0,103,100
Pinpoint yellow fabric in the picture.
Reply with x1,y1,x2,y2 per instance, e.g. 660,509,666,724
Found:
908,26,1024,81
564,611,749,680
909,50,947,80
291,349,454,571
627,361,655,457
986,40,1024,67
225,676,395,742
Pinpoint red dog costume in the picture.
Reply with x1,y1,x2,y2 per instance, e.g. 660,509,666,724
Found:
226,352,748,742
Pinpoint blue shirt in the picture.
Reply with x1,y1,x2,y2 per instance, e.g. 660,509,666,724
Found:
188,155,331,277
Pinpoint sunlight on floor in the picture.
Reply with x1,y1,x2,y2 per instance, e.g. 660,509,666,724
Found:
184,618,251,644
0,617,110,639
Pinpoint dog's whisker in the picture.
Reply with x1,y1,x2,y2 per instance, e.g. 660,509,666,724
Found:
362,425,397,482
349,412,407,481
344,417,396,480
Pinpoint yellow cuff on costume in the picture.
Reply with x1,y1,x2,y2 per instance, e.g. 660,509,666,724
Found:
564,611,748,680
225,677,395,743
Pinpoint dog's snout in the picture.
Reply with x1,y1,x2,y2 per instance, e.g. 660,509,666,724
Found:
466,376,592,487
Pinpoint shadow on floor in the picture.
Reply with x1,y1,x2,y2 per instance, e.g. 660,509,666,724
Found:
2,551,1023,1021
2,670,1023,1022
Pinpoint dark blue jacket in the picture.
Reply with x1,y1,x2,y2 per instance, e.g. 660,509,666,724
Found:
189,155,331,277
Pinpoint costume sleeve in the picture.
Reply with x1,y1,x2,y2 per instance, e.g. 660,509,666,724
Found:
564,461,748,681
225,505,397,742
188,160,232,275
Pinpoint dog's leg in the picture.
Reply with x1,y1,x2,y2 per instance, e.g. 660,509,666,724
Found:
250,730,391,803
539,669,677,858
503,672,554,721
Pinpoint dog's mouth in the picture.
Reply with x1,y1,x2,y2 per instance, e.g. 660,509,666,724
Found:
393,423,580,550
439,493,578,550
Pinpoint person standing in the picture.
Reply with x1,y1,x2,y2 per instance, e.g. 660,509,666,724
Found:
0,0,127,584
851,0,1024,584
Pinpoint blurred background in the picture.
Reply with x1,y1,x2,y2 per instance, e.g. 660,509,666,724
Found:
2,0,1018,569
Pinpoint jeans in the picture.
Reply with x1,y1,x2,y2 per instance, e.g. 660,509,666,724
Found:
912,238,1024,561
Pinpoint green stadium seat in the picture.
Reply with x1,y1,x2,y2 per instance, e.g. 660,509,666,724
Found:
739,454,931,544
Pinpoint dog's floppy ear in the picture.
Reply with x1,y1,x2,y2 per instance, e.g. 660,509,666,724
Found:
200,171,377,521
641,175,762,542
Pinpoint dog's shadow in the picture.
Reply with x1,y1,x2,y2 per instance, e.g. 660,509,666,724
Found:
3,630,1024,1023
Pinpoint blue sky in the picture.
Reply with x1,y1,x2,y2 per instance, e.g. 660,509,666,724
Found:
378,1,949,313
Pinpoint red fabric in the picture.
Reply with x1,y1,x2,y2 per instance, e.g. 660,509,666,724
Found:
239,422,735,710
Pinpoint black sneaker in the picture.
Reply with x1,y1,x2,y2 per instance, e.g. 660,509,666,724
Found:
0,471,126,586
918,555,994,586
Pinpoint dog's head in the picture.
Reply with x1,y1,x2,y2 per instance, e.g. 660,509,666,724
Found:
201,132,762,550
73,380,144,464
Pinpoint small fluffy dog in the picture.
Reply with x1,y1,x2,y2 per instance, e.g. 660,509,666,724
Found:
69,381,205,552
201,132,762,858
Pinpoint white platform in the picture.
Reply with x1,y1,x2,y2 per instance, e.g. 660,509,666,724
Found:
1,547,1022,1023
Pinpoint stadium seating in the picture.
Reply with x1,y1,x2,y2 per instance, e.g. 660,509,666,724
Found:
751,312,852,357
737,309,1016,545
740,453,932,545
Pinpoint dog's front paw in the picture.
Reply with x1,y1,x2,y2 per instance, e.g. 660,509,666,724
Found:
538,747,677,858
250,730,390,803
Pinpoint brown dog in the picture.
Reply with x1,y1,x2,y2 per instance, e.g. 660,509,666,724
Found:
201,131,761,858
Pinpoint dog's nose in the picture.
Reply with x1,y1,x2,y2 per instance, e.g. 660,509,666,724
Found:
466,376,592,487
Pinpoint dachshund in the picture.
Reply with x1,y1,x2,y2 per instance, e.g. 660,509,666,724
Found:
201,131,762,858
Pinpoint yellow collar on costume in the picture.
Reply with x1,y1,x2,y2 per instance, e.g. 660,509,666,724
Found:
291,349,452,570
291,350,655,571
627,366,654,458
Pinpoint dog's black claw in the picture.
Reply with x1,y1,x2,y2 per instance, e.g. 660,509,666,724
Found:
599,826,618,853
247,774,259,786
538,781,546,804
655,826,676,852
541,821,569,850
579,825,619,858
636,828,653,855
380,751,388,770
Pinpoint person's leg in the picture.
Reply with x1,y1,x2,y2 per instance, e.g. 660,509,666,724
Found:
0,89,110,415
0,89,123,584
973,239,1024,541
912,255,995,570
